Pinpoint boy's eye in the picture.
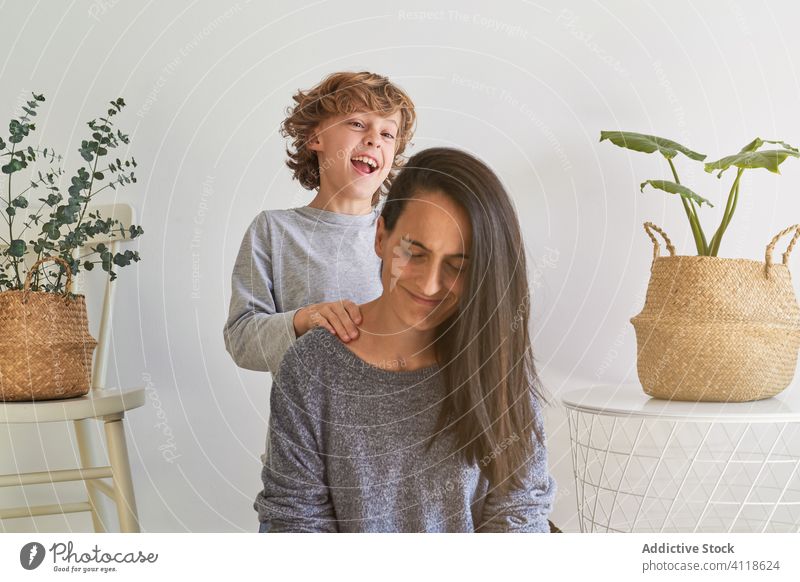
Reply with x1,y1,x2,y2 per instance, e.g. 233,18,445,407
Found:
382,132,395,139
350,121,364,128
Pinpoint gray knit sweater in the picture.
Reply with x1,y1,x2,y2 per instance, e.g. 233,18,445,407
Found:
224,204,384,375
254,326,557,532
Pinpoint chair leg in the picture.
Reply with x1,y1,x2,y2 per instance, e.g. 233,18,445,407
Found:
73,419,107,533
103,414,140,532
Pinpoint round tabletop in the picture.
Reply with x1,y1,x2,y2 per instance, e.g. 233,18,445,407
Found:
560,383,800,422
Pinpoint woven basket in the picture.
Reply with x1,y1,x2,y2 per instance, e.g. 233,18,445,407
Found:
0,256,98,401
630,222,800,402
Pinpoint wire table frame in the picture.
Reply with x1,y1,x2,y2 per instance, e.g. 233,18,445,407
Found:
562,385,800,533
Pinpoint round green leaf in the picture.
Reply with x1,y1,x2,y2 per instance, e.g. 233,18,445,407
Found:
9,239,26,257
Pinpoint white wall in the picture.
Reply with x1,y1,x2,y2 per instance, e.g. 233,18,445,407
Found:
2,0,800,532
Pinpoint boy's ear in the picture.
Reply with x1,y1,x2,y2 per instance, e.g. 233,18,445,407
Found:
307,126,323,152
374,216,386,257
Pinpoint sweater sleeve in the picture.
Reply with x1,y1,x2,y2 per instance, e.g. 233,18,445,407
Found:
476,394,557,533
223,211,301,374
255,347,338,533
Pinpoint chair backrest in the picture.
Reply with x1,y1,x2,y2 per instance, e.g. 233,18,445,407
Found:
78,203,136,391
0,202,136,391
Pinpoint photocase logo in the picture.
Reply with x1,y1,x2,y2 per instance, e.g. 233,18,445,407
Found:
20,542,46,570
389,234,413,291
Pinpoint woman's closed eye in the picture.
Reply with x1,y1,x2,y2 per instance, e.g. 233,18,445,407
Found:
446,262,466,274
407,253,465,272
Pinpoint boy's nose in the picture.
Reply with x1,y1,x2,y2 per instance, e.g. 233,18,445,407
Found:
364,132,381,148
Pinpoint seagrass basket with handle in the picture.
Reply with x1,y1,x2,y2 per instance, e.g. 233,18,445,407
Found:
0,255,98,401
630,221,800,402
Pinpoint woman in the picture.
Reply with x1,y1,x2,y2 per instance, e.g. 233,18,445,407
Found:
254,147,556,532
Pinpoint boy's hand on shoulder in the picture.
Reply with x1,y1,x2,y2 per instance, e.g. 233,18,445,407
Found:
293,300,362,342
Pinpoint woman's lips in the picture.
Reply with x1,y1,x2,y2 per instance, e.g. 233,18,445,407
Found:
405,287,443,307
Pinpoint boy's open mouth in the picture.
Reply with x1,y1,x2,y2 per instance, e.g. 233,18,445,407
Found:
351,155,379,175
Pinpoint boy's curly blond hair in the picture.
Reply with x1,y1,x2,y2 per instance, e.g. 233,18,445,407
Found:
281,71,416,205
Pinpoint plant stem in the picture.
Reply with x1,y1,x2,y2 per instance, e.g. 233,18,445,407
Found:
87,183,112,197
687,198,708,252
708,168,743,256
78,250,100,260
13,166,63,199
7,144,22,288
17,198,50,239
668,157,707,255
680,197,703,253
0,150,10,231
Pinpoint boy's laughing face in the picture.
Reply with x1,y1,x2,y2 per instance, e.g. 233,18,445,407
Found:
308,109,402,202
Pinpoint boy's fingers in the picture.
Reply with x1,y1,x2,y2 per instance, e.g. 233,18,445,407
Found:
320,307,350,340
328,316,351,340
310,309,336,335
333,304,359,339
343,301,362,325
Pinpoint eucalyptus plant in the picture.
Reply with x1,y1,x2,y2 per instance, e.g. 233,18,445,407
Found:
600,131,800,256
0,92,143,295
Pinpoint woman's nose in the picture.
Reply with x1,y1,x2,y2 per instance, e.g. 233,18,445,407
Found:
419,261,443,297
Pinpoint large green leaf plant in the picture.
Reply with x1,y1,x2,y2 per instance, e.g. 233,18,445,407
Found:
600,131,799,256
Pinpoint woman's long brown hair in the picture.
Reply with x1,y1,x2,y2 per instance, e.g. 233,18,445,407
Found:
380,147,549,496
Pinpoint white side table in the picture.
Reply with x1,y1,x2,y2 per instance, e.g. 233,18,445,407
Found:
561,385,800,533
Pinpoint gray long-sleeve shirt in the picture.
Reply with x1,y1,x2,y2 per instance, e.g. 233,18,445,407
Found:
254,326,557,532
224,204,384,375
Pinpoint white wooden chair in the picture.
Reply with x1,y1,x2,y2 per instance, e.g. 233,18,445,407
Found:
0,202,145,532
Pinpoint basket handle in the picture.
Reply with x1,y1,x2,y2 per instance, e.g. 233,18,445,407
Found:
764,224,800,278
22,255,74,304
642,222,676,265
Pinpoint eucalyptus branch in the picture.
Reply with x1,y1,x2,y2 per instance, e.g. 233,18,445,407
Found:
14,167,62,198
17,197,51,238
57,153,102,290
78,249,100,260
73,153,101,234
0,93,144,293
86,183,113,198
7,142,22,287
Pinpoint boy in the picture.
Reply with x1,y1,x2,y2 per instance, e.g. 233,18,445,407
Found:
224,71,416,376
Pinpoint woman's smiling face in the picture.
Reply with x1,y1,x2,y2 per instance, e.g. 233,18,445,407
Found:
375,189,472,332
